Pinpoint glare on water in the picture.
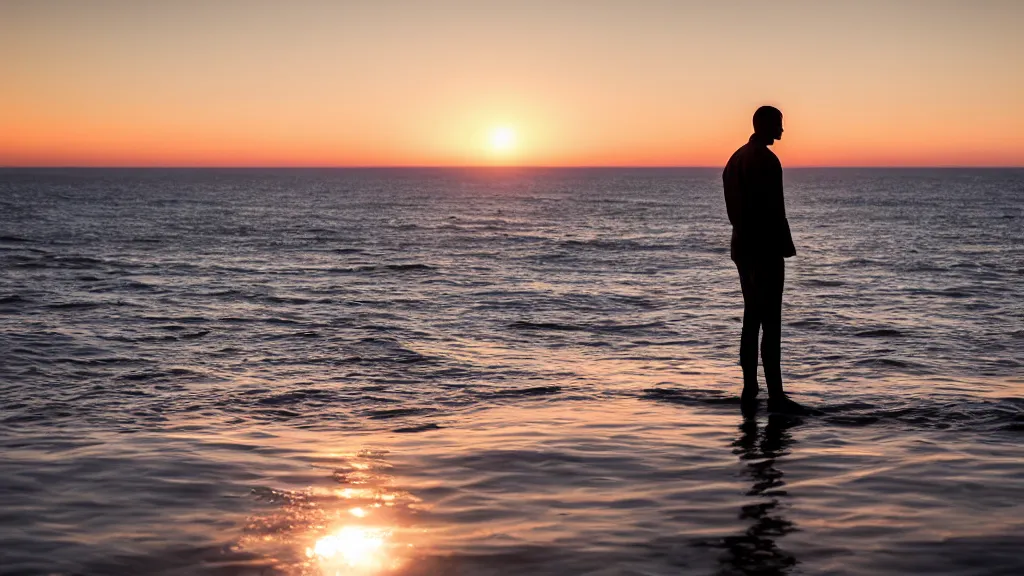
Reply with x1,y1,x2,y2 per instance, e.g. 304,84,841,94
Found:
308,526,391,573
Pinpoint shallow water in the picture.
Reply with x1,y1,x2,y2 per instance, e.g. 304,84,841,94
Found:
1,168,1022,575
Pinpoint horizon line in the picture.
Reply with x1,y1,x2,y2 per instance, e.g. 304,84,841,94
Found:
2,165,1022,170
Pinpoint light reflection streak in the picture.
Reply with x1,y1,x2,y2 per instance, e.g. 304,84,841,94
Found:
242,449,420,575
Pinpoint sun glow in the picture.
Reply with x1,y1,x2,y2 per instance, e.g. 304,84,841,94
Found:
490,127,517,153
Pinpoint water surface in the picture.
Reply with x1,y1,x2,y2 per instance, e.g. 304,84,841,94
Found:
1,168,1022,575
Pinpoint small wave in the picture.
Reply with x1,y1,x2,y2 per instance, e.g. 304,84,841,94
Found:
788,318,823,327
326,265,374,274
141,315,208,324
7,255,46,268
559,238,676,251
593,321,664,333
256,389,334,406
156,324,189,331
286,330,322,338
392,422,443,433
823,414,880,426
263,317,302,325
219,316,255,323
365,407,433,420
386,263,434,271
805,278,845,287
854,329,905,338
819,397,1024,432
840,257,881,266
199,289,240,297
509,321,584,331
642,387,739,406
348,338,433,364
909,287,974,299
47,301,105,310
606,294,658,308
854,358,911,368
483,385,562,398
105,333,178,343
905,263,947,272
260,408,301,419
117,368,200,382
114,279,160,292
54,356,140,366
0,235,31,243
52,255,117,268
263,295,313,305
325,263,434,274
645,390,1023,433
118,371,167,381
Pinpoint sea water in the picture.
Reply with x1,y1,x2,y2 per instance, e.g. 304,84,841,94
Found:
1,168,1022,575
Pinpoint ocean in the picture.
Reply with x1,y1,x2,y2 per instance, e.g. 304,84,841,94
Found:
1,167,1022,575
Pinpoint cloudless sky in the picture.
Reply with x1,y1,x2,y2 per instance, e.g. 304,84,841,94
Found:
2,0,1023,166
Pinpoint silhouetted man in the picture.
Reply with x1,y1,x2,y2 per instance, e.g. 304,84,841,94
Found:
723,106,806,413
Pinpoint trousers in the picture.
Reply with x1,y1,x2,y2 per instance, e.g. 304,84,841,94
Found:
735,257,785,396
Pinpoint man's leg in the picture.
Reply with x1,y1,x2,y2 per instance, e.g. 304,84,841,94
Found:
736,259,761,400
758,257,785,399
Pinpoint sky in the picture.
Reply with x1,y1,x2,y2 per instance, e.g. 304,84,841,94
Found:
2,0,1023,167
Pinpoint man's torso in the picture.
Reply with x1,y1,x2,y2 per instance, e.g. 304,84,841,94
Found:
723,137,795,262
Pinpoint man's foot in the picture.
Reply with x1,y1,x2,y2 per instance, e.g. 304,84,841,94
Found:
766,395,816,415
740,386,759,414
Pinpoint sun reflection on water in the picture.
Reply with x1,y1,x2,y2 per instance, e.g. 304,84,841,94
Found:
242,449,420,575
308,526,394,573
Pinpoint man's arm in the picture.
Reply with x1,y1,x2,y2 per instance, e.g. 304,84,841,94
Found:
769,154,796,257
723,153,743,228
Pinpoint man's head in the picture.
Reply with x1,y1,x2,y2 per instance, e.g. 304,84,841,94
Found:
753,106,784,142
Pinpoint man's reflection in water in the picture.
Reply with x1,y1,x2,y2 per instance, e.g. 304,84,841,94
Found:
718,414,801,575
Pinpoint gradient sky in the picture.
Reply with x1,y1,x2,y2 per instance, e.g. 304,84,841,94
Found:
2,0,1023,167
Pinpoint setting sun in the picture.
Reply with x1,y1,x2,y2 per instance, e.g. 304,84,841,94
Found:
490,127,517,153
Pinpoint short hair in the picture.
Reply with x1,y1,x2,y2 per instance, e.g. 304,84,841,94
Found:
753,106,783,134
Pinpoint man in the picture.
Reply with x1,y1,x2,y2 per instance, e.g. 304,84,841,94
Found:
723,106,806,413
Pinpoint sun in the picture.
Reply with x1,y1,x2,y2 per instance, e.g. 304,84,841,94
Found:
490,127,516,153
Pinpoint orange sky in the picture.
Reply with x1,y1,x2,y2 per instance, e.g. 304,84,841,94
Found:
2,0,1023,167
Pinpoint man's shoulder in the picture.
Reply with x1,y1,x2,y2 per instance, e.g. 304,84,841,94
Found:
727,142,775,168
732,142,755,158
725,143,753,170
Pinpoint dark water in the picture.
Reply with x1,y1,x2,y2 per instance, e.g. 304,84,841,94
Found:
1,168,1022,575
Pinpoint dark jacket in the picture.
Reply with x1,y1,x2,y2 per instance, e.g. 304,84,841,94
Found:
723,134,797,262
